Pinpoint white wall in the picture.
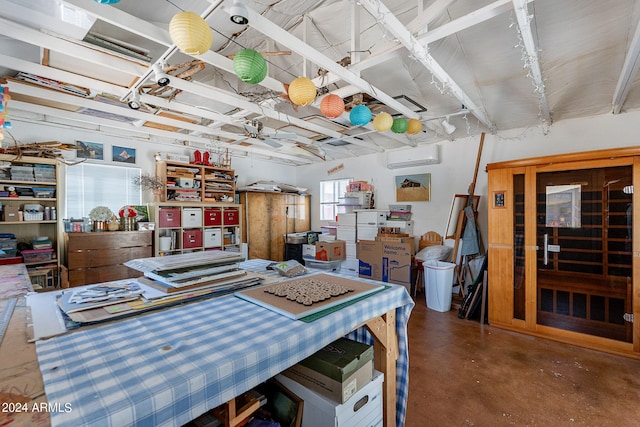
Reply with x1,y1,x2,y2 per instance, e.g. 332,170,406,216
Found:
5,120,297,205
297,109,640,248
8,109,640,246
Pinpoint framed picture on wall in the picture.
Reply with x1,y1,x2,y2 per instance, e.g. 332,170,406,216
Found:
76,141,104,160
395,173,431,202
113,146,136,164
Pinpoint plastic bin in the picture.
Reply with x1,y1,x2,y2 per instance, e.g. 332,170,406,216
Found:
424,260,456,312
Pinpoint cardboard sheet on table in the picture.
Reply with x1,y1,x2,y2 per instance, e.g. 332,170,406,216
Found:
235,273,384,320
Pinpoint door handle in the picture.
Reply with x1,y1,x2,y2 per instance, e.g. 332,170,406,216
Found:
544,233,548,265
543,233,560,266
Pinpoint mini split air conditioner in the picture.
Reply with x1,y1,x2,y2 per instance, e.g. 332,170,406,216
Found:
386,145,439,169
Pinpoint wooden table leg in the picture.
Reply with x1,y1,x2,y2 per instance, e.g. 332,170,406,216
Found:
366,309,398,427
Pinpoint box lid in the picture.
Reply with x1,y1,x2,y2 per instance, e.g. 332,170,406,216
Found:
298,337,373,382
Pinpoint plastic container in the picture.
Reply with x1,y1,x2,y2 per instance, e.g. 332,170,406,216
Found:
424,260,456,312
303,257,342,271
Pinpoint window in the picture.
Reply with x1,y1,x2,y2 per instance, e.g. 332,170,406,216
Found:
65,163,141,219
320,178,351,221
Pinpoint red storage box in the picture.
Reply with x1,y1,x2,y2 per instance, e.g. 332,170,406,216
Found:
204,207,222,226
159,208,181,228
182,229,202,249
21,248,54,263
224,208,239,226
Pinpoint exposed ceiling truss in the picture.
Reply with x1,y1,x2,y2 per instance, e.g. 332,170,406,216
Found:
0,0,639,164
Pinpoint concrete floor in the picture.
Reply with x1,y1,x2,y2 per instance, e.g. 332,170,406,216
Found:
405,298,640,426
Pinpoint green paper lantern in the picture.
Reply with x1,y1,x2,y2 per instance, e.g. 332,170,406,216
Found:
391,117,408,133
233,49,268,84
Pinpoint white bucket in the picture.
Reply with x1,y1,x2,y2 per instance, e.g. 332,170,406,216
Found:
424,261,456,312
159,236,172,251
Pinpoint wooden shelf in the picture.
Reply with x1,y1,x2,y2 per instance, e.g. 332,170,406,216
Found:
0,154,61,289
151,202,242,257
156,161,236,203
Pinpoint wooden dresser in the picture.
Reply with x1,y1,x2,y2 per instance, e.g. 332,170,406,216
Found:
62,231,153,287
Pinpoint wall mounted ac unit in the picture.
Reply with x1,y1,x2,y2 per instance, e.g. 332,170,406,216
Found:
386,145,439,169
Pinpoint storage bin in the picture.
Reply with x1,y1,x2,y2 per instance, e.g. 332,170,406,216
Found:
24,212,44,221
0,238,17,251
303,257,341,271
204,228,222,248
158,208,181,228
32,187,55,198
276,370,383,427
356,210,387,226
0,249,17,258
181,208,202,227
182,229,203,249
21,248,54,263
223,207,240,225
204,207,222,226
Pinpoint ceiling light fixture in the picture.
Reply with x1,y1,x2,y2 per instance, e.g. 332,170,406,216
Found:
127,91,141,110
152,63,171,87
441,118,456,134
229,0,249,25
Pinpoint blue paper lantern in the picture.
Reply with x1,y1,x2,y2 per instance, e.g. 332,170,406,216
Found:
350,105,372,126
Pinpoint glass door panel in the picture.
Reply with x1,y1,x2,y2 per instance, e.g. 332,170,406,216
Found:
536,166,633,342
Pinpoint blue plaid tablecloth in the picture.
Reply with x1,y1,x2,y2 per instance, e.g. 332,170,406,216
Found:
36,259,414,427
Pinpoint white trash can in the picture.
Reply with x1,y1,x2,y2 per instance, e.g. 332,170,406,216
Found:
424,260,456,312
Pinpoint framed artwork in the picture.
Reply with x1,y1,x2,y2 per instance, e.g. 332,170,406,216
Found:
76,141,104,160
395,173,431,202
113,146,136,163
265,378,303,427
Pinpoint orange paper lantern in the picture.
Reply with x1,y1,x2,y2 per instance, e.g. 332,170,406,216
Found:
319,94,345,118
288,77,317,106
406,118,423,134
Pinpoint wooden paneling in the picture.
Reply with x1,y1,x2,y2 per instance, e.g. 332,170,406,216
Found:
487,148,640,359
240,192,311,261
64,231,153,287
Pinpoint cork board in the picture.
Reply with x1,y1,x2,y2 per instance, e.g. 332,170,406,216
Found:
235,273,383,320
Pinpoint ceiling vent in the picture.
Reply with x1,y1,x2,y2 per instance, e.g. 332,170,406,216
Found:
386,145,439,169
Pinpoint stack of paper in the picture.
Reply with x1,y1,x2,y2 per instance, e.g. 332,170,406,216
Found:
125,251,254,294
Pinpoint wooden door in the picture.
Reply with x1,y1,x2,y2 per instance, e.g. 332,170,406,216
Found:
487,147,640,357
535,166,632,342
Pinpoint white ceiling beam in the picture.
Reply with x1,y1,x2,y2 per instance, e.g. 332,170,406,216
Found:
8,99,311,164
358,0,494,130
0,7,364,154
61,0,286,94
168,78,385,151
512,0,551,124
0,17,147,77
612,15,640,114
242,6,420,122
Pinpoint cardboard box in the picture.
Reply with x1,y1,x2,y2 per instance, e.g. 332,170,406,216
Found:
276,370,383,427
315,240,346,261
302,243,316,258
375,235,416,249
3,206,20,222
358,240,413,287
282,337,373,403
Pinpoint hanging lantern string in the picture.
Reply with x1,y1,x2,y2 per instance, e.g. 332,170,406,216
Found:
162,0,298,80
